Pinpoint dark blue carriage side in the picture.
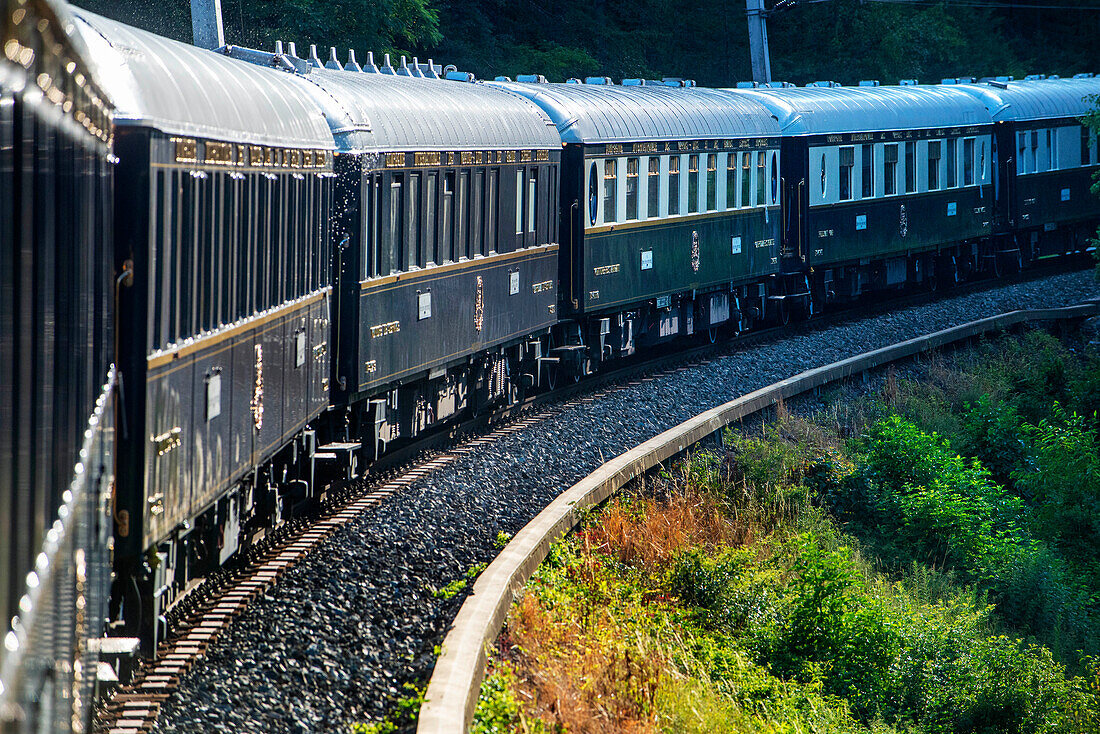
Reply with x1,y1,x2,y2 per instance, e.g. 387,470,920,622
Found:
0,0,115,726
954,78,1100,262
493,80,783,369
72,10,336,644
737,84,995,300
297,66,562,456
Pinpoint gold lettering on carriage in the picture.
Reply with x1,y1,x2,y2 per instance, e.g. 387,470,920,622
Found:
370,321,401,338
532,280,554,293
754,238,775,248
593,264,620,276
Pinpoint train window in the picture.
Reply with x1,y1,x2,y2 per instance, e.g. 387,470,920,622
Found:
425,173,437,265
904,141,916,193
603,159,618,223
408,173,420,269
515,168,524,234
1017,131,1028,174
588,162,598,225
649,157,661,217
1082,126,1091,166
727,155,738,209
443,172,454,261
769,152,778,205
458,171,469,258
820,153,827,200
669,156,681,215
687,154,699,214
472,170,484,256
756,153,766,206
980,140,987,181
486,169,497,253
839,146,854,201
388,175,403,274
1046,129,1055,170
963,138,975,186
1029,130,1039,172
861,144,874,198
707,154,718,211
527,173,537,234
626,157,639,220
884,144,898,196
927,141,941,191
945,138,957,188
740,153,751,208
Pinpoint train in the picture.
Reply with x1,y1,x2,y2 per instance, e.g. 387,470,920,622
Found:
2,0,1099,728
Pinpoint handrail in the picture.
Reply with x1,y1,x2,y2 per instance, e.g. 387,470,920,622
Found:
417,301,1100,733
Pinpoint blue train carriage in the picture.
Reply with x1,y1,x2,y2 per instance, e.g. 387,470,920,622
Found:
1,0,115,724
72,12,336,640
495,79,783,371
740,84,995,303
955,77,1100,262
295,58,562,457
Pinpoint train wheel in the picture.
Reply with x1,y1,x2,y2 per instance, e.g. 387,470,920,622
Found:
777,299,791,326
708,326,719,344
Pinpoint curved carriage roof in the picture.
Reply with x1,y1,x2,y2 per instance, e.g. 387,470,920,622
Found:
735,85,991,136
490,82,780,144
953,78,1100,122
70,10,333,148
302,70,561,154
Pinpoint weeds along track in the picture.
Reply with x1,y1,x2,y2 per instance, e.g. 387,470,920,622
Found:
122,268,1097,733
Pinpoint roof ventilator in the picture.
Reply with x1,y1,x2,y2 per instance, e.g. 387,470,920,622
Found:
566,78,582,84
585,76,613,85
287,41,300,59
516,74,548,83
494,76,512,82
380,53,396,75
397,56,413,76
344,49,362,72
422,59,441,79
361,51,379,73
899,79,918,85
1074,72,1094,79
445,70,476,82
308,44,323,68
1024,73,1046,81
809,80,840,87
621,78,645,86
325,47,342,70
410,57,424,78
858,80,879,86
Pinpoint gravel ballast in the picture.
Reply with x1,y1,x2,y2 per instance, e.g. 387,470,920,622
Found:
155,270,1100,733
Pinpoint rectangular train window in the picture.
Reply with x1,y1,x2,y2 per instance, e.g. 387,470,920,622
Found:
388,175,403,274
407,173,420,269
726,154,736,209
458,171,469,258
927,141,941,191
687,154,699,214
861,144,874,198
425,173,437,265
706,154,717,211
905,141,916,193
1082,126,1091,166
1046,129,1055,170
839,146,853,201
946,138,957,187
740,153,751,208
669,156,681,215
486,169,497,253
884,144,898,196
515,168,524,234
603,159,618,223
756,153,766,206
648,157,660,217
472,170,484,256
626,157,639,220
963,138,975,186
528,172,537,234
1018,131,1028,174
443,172,454,261
1030,130,1038,172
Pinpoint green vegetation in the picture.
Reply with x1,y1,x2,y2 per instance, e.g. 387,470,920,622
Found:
81,0,1096,87
475,329,1100,733
350,682,424,734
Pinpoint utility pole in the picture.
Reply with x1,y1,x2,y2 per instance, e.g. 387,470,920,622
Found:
191,0,226,50
746,0,772,84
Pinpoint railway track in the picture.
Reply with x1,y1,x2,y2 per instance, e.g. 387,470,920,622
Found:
92,258,1092,733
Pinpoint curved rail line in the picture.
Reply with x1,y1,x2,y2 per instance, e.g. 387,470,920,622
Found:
416,299,1100,733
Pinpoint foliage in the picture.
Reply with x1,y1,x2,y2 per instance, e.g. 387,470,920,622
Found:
350,682,423,733
430,577,466,599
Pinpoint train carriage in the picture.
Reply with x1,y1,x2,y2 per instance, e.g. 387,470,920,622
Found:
954,77,1100,262
495,79,783,366
71,11,336,639
290,62,563,456
740,84,995,300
